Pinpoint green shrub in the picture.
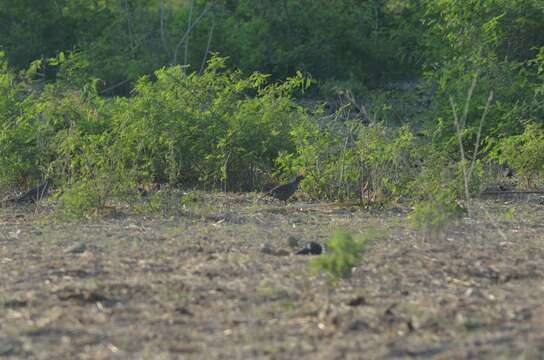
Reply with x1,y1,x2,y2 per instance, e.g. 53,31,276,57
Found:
276,115,360,200
409,188,466,231
310,230,369,281
0,55,313,216
490,122,544,188
0,53,27,191
278,119,423,202
421,1,544,155
58,178,107,219
0,75,110,188
356,124,422,201
110,56,309,191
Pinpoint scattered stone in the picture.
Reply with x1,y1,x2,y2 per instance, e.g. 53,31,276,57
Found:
3,299,28,308
175,307,193,316
8,229,21,240
347,295,367,307
0,337,23,357
295,242,322,255
347,319,369,331
64,242,87,254
260,243,274,254
287,236,299,248
260,244,290,256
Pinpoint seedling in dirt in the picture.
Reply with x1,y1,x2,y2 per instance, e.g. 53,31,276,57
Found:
500,207,517,222
310,230,371,282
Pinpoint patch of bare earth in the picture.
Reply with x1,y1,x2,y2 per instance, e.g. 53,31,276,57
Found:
1,194,543,359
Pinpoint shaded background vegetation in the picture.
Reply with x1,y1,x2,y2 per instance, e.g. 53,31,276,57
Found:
1,0,543,217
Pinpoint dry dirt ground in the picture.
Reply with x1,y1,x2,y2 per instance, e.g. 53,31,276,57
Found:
1,193,544,359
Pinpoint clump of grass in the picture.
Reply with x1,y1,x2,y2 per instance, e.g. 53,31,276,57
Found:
490,122,544,189
57,179,109,219
140,189,207,217
409,188,466,231
310,230,371,281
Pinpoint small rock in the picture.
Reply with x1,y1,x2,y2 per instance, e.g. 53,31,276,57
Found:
295,242,323,255
287,236,299,248
64,242,87,254
274,249,290,256
348,319,369,331
260,244,290,256
260,243,274,255
347,295,367,307
0,337,23,356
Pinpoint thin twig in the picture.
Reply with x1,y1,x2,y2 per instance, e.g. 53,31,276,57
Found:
460,70,480,128
337,130,351,199
184,0,195,66
160,0,170,56
450,96,470,210
477,203,508,241
199,20,215,74
173,2,212,64
124,0,134,49
344,90,372,123
99,79,131,95
468,91,494,180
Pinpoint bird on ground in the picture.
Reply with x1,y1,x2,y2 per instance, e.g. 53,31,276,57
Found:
266,174,304,203
295,241,323,255
5,181,51,205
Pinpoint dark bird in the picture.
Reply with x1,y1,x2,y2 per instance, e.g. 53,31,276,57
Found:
266,174,304,203
295,241,323,255
5,181,51,205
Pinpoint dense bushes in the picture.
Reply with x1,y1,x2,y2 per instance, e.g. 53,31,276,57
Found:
422,0,544,152
0,56,310,201
490,123,544,188
277,119,424,202
1,1,544,222
110,57,310,190
2,52,471,222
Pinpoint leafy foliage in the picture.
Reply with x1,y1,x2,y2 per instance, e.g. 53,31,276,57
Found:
110,57,309,190
0,0,427,91
310,230,369,281
490,123,544,188
409,188,466,231
278,120,423,202
0,55,310,207
1,0,543,218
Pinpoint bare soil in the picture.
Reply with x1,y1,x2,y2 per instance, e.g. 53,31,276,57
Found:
1,193,544,359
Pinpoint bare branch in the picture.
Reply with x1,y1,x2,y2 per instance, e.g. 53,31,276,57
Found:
99,78,131,95
199,20,215,74
451,71,483,216
450,96,470,210
124,0,133,48
460,70,480,128
468,91,494,180
173,2,212,65
160,0,170,56
184,0,195,66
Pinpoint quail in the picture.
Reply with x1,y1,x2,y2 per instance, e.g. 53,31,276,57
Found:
295,241,323,255
266,174,304,203
6,181,51,205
